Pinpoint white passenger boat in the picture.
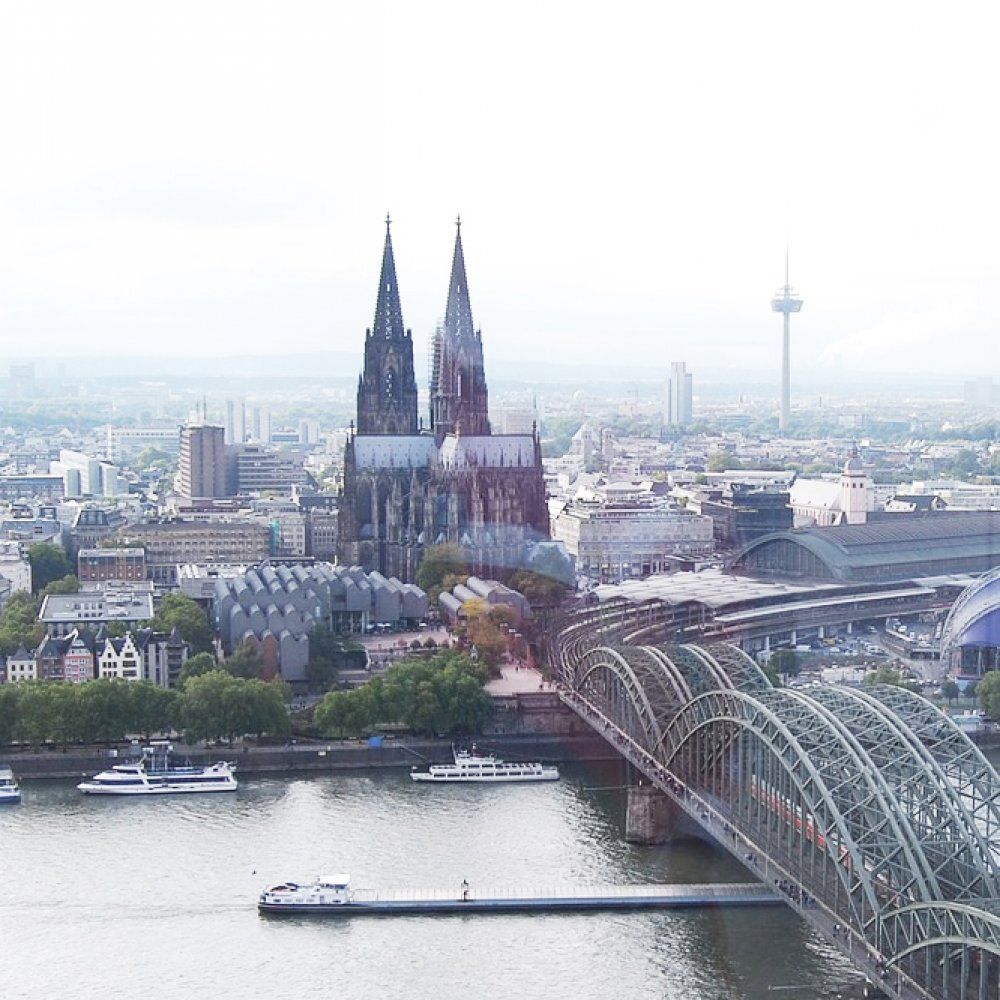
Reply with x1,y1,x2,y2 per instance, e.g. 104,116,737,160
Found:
410,745,559,783
259,874,354,912
0,766,21,804
77,742,238,796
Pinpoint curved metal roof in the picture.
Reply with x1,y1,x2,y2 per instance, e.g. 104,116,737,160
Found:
732,512,1000,581
941,567,1000,655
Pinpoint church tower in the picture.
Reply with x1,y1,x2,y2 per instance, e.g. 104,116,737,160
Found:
356,216,419,435
429,218,491,440
839,445,873,525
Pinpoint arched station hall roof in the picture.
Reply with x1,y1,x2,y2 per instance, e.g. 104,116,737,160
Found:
729,512,1000,583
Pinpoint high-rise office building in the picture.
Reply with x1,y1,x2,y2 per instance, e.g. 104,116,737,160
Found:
178,425,226,499
666,362,693,426
225,399,246,446
250,405,272,444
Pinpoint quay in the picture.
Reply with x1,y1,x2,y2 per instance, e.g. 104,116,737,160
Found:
258,881,781,916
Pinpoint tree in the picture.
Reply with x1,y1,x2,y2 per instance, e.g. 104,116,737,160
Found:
304,625,354,691
315,652,491,739
179,671,289,744
462,597,490,620
761,661,781,687
129,682,178,739
224,641,266,680
13,682,58,746
416,543,468,602
707,451,743,473
0,685,19,746
0,591,44,656
41,574,80,597
978,672,1000,720
509,569,568,605
523,544,575,588
864,666,921,694
179,652,217,687
770,650,801,678
466,615,507,667
940,680,960,705
245,679,291,738
27,542,72,593
151,593,213,654
77,680,133,743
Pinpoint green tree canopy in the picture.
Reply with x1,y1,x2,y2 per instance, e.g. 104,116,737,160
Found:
978,672,1000,720
314,652,491,738
27,542,72,593
178,651,217,687
41,574,80,597
863,666,921,694
224,640,267,679
416,543,469,602
0,591,44,656
940,680,960,704
179,670,289,744
707,451,743,473
770,650,801,677
151,593,213,654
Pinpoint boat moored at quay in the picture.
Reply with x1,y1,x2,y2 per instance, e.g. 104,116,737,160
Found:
0,765,21,804
77,742,238,796
409,745,559,783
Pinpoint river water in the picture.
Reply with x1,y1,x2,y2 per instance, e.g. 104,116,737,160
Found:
2,762,862,1000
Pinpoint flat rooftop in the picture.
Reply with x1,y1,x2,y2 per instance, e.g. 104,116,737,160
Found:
39,591,155,623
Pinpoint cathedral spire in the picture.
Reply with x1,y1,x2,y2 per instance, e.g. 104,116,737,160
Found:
444,214,475,342
430,217,490,440
373,213,405,340
356,216,418,435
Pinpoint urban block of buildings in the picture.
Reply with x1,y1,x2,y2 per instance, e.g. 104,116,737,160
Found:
550,478,713,583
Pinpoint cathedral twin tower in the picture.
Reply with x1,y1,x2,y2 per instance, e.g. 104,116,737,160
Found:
356,216,490,441
338,219,549,582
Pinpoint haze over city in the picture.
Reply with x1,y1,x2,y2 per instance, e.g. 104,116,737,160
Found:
2,1,998,379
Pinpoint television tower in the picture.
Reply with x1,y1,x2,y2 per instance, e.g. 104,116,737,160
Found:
771,248,803,433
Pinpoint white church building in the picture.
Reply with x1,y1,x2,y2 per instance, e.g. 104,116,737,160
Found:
789,448,874,527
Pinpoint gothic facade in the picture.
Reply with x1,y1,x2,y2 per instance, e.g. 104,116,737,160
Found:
338,219,549,581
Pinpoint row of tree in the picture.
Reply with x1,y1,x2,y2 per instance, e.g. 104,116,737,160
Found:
314,652,492,738
0,671,289,747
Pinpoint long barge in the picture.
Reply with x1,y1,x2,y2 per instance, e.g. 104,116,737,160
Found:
258,875,781,916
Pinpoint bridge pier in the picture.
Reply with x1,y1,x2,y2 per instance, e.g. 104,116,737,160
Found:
625,785,679,844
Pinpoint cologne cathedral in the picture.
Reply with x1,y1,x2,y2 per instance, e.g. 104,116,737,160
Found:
337,218,549,582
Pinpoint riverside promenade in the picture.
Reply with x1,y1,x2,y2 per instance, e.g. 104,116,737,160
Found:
3,731,616,780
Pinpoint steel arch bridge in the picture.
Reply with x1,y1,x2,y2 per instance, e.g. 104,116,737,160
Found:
553,626,1000,1000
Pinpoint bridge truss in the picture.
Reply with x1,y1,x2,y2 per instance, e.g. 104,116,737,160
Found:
554,612,1000,1000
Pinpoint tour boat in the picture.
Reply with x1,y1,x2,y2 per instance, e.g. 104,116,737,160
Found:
410,745,559,783
77,742,238,796
0,766,21,804
259,874,354,912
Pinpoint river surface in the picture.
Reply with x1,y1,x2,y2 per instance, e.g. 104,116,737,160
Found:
2,762,863,1000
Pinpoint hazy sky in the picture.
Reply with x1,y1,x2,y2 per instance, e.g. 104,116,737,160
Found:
1,2,998,380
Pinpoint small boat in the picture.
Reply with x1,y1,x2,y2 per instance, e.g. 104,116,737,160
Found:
77,741,238,796
410,744,559,783
0,766,21,804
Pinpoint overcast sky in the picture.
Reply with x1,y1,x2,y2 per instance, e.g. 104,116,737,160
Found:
1,1,998,380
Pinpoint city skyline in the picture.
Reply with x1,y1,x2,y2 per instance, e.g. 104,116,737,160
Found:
1,3,999,379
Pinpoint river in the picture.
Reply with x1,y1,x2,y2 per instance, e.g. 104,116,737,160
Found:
1,761,863,1000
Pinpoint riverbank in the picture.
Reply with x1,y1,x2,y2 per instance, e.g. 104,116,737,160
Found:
3,733,617,780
